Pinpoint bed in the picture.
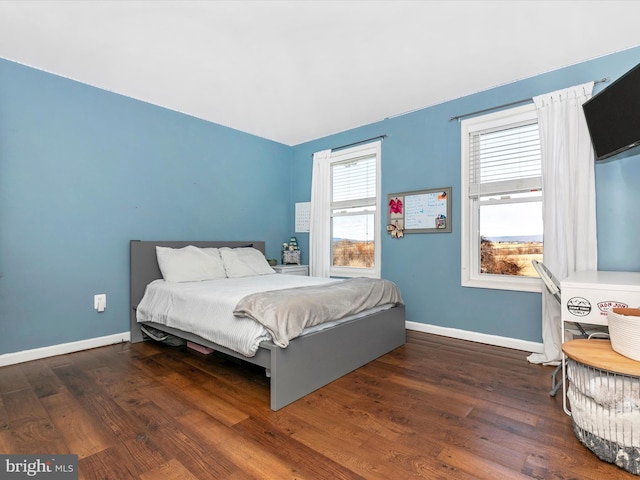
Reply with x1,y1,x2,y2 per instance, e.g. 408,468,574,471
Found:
129,240,406,410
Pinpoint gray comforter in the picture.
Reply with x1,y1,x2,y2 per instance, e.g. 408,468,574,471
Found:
233,277,403,347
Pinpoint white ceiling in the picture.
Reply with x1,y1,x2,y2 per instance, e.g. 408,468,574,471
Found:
0,1,638,146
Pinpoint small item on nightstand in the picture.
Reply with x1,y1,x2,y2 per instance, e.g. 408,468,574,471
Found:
282,236,301,264
282,249,301,265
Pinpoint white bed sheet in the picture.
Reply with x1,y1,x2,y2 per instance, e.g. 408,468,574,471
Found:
136,273,380,357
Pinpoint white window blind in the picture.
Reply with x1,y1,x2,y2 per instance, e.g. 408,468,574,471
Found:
331,155,377,206
468,122,541,198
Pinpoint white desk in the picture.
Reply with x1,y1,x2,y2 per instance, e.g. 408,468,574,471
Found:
560,270,640,414
561,270,640,326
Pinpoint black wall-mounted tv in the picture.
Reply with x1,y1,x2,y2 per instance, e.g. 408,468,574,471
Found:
583,62,640,161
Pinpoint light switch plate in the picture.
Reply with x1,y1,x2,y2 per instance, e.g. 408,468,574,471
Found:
94,294,106,311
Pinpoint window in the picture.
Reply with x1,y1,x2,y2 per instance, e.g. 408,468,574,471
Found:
461,104,543,292
329,142,381,278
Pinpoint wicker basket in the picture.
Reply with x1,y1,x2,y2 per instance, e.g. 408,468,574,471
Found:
608,307,640,361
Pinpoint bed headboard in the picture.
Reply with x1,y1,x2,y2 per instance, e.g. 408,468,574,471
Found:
129,240,265,343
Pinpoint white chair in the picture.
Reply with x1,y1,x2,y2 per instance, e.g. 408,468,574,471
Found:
532,260,560,303
532,260,587,396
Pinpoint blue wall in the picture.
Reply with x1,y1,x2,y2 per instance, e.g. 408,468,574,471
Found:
0,59,292,354
2,47,639,356
291,47,640,343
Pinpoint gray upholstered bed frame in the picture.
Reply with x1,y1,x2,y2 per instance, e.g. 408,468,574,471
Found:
130,240,406,410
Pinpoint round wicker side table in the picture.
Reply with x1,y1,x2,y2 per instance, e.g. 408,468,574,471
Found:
563,339,640,475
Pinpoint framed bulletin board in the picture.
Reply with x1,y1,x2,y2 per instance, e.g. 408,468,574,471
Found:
387,187,451,234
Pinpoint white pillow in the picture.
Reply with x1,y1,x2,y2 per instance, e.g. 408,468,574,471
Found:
219,247,276,277
156,245,227,282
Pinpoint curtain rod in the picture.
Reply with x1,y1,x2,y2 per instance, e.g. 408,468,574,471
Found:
333,134,387,151
312,135,387,157
448,77,609,122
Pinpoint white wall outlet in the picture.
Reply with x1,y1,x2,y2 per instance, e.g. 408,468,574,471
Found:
94,294,106,312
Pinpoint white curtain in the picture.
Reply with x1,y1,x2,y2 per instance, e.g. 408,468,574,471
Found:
527,82,598,365
309,149,332,277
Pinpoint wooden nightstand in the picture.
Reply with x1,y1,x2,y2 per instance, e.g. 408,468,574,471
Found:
272,264,309,276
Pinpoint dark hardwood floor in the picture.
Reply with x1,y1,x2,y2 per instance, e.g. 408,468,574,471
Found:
0,330,635,479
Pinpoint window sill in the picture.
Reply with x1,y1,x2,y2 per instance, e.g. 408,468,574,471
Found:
462,274,542,293
330,267,380,279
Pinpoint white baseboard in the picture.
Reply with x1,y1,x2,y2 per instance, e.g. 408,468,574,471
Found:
0,323,542,368
0,332,131,367
406,321,544,354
